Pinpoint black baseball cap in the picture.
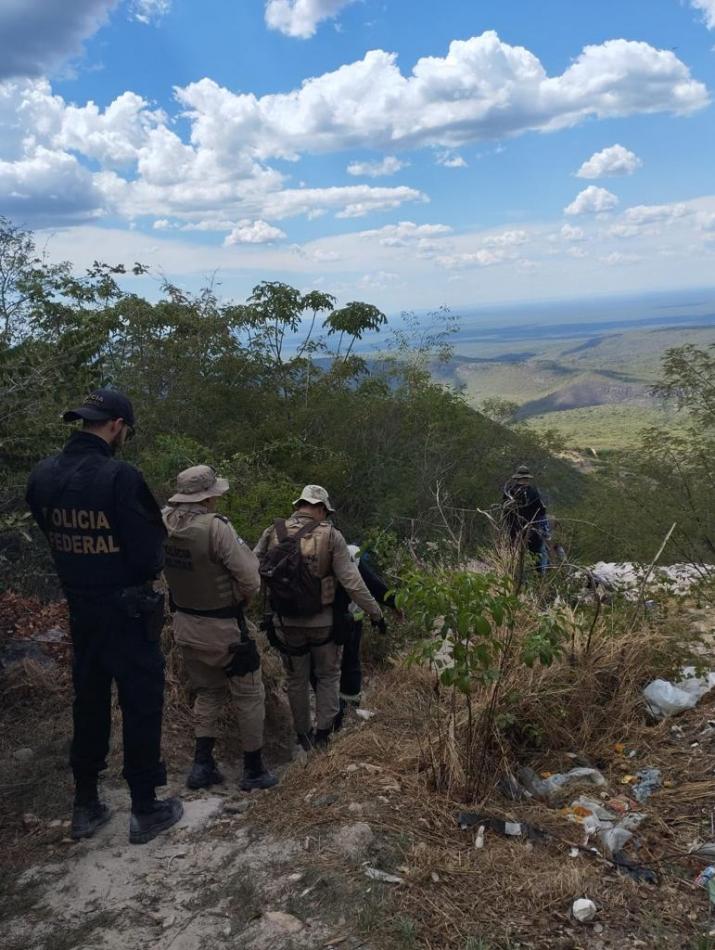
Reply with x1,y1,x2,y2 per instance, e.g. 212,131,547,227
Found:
62,388,135,428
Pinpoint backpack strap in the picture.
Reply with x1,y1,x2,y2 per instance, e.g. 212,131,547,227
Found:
293,520,320,541
274,518,288,542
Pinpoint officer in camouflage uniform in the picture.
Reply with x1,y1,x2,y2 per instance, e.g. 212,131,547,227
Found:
254,485,383,750
163,466,277,792
26,389,183,845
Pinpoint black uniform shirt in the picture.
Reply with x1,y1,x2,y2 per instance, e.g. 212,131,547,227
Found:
26,430,166,594
502,481,547,529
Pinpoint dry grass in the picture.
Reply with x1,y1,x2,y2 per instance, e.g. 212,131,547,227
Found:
250,617,715,949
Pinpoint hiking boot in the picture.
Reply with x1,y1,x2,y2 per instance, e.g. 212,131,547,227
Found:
333,701,346,733
314,727,331,750
296,730,315,752
333,697,358,732
71,800,111,840
129,797,183,845
240,749,279,792
186,736,224,790
186,760,225,789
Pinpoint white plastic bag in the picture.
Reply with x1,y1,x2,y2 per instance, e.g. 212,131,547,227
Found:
643,679,699,718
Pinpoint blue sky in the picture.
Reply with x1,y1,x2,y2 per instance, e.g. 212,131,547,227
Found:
1,0,714,311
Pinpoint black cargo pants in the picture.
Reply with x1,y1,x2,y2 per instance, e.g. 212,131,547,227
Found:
67,595,166,803
339,620,363,702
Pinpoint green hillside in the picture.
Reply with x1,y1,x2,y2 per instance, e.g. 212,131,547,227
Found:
444,324,715,450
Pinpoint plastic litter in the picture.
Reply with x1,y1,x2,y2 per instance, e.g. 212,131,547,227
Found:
365,867,404,884
612,851,658,885
497,774,532,801
474,825,485,849
518,766,607,801
564,797,645,855
695,867,715,906
456,812,548,842
572,898,597,923
607,796,632,816
568,797,618,822
632,768,662,804
643,669,715,718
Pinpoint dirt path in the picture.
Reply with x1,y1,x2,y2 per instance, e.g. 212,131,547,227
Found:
4,763,368,950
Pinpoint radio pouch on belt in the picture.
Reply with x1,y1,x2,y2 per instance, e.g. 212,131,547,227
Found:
120,587,166,641
224,607,261,677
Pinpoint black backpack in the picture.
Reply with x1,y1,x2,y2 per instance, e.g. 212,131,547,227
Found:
259,519,323,617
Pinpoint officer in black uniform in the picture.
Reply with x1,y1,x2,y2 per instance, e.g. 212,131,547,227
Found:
26,388,183,844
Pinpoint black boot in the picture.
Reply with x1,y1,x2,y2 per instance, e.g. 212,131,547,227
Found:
186,737,225,790
333,700,346,733
71,777,111,840
314,727,331,750
71,799,112,840
129,797,184,845
240,748,278,791
296,730,315,752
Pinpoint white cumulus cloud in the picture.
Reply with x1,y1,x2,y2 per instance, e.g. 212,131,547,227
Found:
175,34,708,162
130,0,172,24
346,155,407,177
436,152,468,168
265,0,356,38
261,185,426,220
576,144,643,179
483,229,528,247
224,220,286,245
565,186,619,216
0,0,117,80
0,146,104,224
622,202,690,225
690,1,715,29
600,251,642,266
0,30,710,238
561,223,586,241
438,249,510,270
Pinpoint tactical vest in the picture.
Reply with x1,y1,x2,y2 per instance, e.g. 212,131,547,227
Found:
164,513,234,612
29,453,127,592
272,518,336,607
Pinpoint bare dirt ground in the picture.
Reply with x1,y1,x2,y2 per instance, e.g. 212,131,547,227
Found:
2,592,715,950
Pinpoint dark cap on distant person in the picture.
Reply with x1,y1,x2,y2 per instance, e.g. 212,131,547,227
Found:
62,388,135,428
511,464,534,480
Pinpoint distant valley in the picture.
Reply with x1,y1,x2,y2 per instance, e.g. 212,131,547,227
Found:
424,293,715,451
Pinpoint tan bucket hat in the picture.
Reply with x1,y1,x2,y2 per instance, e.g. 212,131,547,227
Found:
293,484,335,513
169,465,229,503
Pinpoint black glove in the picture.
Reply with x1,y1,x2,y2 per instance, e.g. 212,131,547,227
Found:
224,638,260,678
372,616,387,636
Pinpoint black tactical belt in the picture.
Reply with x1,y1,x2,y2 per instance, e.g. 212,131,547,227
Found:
175,604,241,619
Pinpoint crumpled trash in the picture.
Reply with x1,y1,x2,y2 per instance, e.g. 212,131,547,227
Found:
572,898,597,922
497,774,533,801
613,851,658,885
632,768,662,804
456,812,548,841
643,668,715,718
564,797,645,855
365,867,404,884
518,766,606,801
695,866,715,905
